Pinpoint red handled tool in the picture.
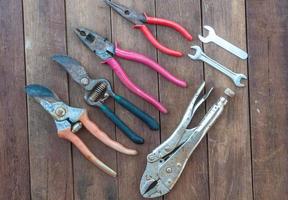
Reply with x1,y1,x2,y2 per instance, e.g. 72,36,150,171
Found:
104,0,192,57
74,27,188,113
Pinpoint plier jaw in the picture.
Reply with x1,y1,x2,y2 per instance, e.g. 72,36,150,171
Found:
103,0,146,25
74,27,115,61
140,82,234,197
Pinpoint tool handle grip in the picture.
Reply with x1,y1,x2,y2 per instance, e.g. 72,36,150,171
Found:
115,44,187,88
99,104,144,144
134,25,183,57
145,14,192,41
80,112,138,153
114,95,159,130
58,129,117,177
103,58,168,113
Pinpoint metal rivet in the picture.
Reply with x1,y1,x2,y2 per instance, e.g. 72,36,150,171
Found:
80,77,89,85
167,179,172,185
165,145,170,151
166,167,172,173
55,107,66,117
177,163,182,167
147,154,154,161
72,122,82,133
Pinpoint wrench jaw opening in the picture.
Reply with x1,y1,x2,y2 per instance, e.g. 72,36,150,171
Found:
233,74,247,87
187,46,202,60
198,25,216,43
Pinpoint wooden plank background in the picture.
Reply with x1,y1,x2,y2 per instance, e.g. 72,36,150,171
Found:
0,0,287,199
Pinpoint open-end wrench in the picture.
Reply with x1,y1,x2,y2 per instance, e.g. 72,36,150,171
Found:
188,46,247,87
199,25,248,60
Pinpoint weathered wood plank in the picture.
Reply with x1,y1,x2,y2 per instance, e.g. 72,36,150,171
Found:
201,0,253,199
0,0,30,199
23,0,73,199
156,0,209,200
110,0,160,199
247,0,288,199
65,0,118,199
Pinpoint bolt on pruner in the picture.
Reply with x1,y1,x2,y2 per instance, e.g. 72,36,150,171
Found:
139,82,235,198
25,84,137,177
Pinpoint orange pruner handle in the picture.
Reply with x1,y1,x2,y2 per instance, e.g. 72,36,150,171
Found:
58,129,117,177
57,111,137,177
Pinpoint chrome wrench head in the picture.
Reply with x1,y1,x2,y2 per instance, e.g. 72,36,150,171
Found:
187,46,203,60
188,45,247,87
231,73,247,87
198,25,216,43
199,25,248,59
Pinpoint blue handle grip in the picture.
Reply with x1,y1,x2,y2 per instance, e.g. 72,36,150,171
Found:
114,95,159,130
99,104,144,144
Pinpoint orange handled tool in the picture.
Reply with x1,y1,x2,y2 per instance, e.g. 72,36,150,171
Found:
25,84,137,177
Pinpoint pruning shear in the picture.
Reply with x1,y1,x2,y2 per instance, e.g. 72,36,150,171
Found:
25,84,137,177
104,0,192,57
52,54,160,144
74,27,188,113
139,82,234,198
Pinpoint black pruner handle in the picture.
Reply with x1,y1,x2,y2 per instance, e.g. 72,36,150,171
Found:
114,95,159,130
99,104,144,144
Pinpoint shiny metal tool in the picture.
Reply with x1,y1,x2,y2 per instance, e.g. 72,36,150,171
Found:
199,25,248,59
188,46,247,87
25,84,137,177
140,82,234,198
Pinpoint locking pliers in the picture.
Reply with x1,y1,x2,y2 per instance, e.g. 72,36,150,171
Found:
139,82,234,198
25,84,137,177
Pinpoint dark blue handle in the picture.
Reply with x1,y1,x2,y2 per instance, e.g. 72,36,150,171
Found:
114,95,159,130
99,104,144,144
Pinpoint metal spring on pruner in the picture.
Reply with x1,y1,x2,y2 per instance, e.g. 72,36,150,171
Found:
89,82,108,102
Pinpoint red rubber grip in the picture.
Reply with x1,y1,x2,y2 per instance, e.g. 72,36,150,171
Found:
145,15,192,41
134,24,183,57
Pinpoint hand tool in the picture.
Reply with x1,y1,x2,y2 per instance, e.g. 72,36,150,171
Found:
188,46,247,87
25,84,137,177
199,25,248,59
74,27,187,113
103,0,192,57
139,82,234,198
52,54,160,144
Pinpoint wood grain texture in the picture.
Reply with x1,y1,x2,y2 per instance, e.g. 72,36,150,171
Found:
202,0,253,199
110,0,160,199
0,0,30,199
247,0,288,199
23,0,73,199
156,0,209,200
2,0,288,199
65,0,118,199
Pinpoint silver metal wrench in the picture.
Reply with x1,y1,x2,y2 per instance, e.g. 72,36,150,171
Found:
188,46,247,87
199,25,248,60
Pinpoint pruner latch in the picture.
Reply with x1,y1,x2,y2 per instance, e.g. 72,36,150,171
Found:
140,82,234,198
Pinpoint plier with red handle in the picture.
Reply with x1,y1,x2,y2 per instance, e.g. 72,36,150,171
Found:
74,27,188,113
104,0,192,57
